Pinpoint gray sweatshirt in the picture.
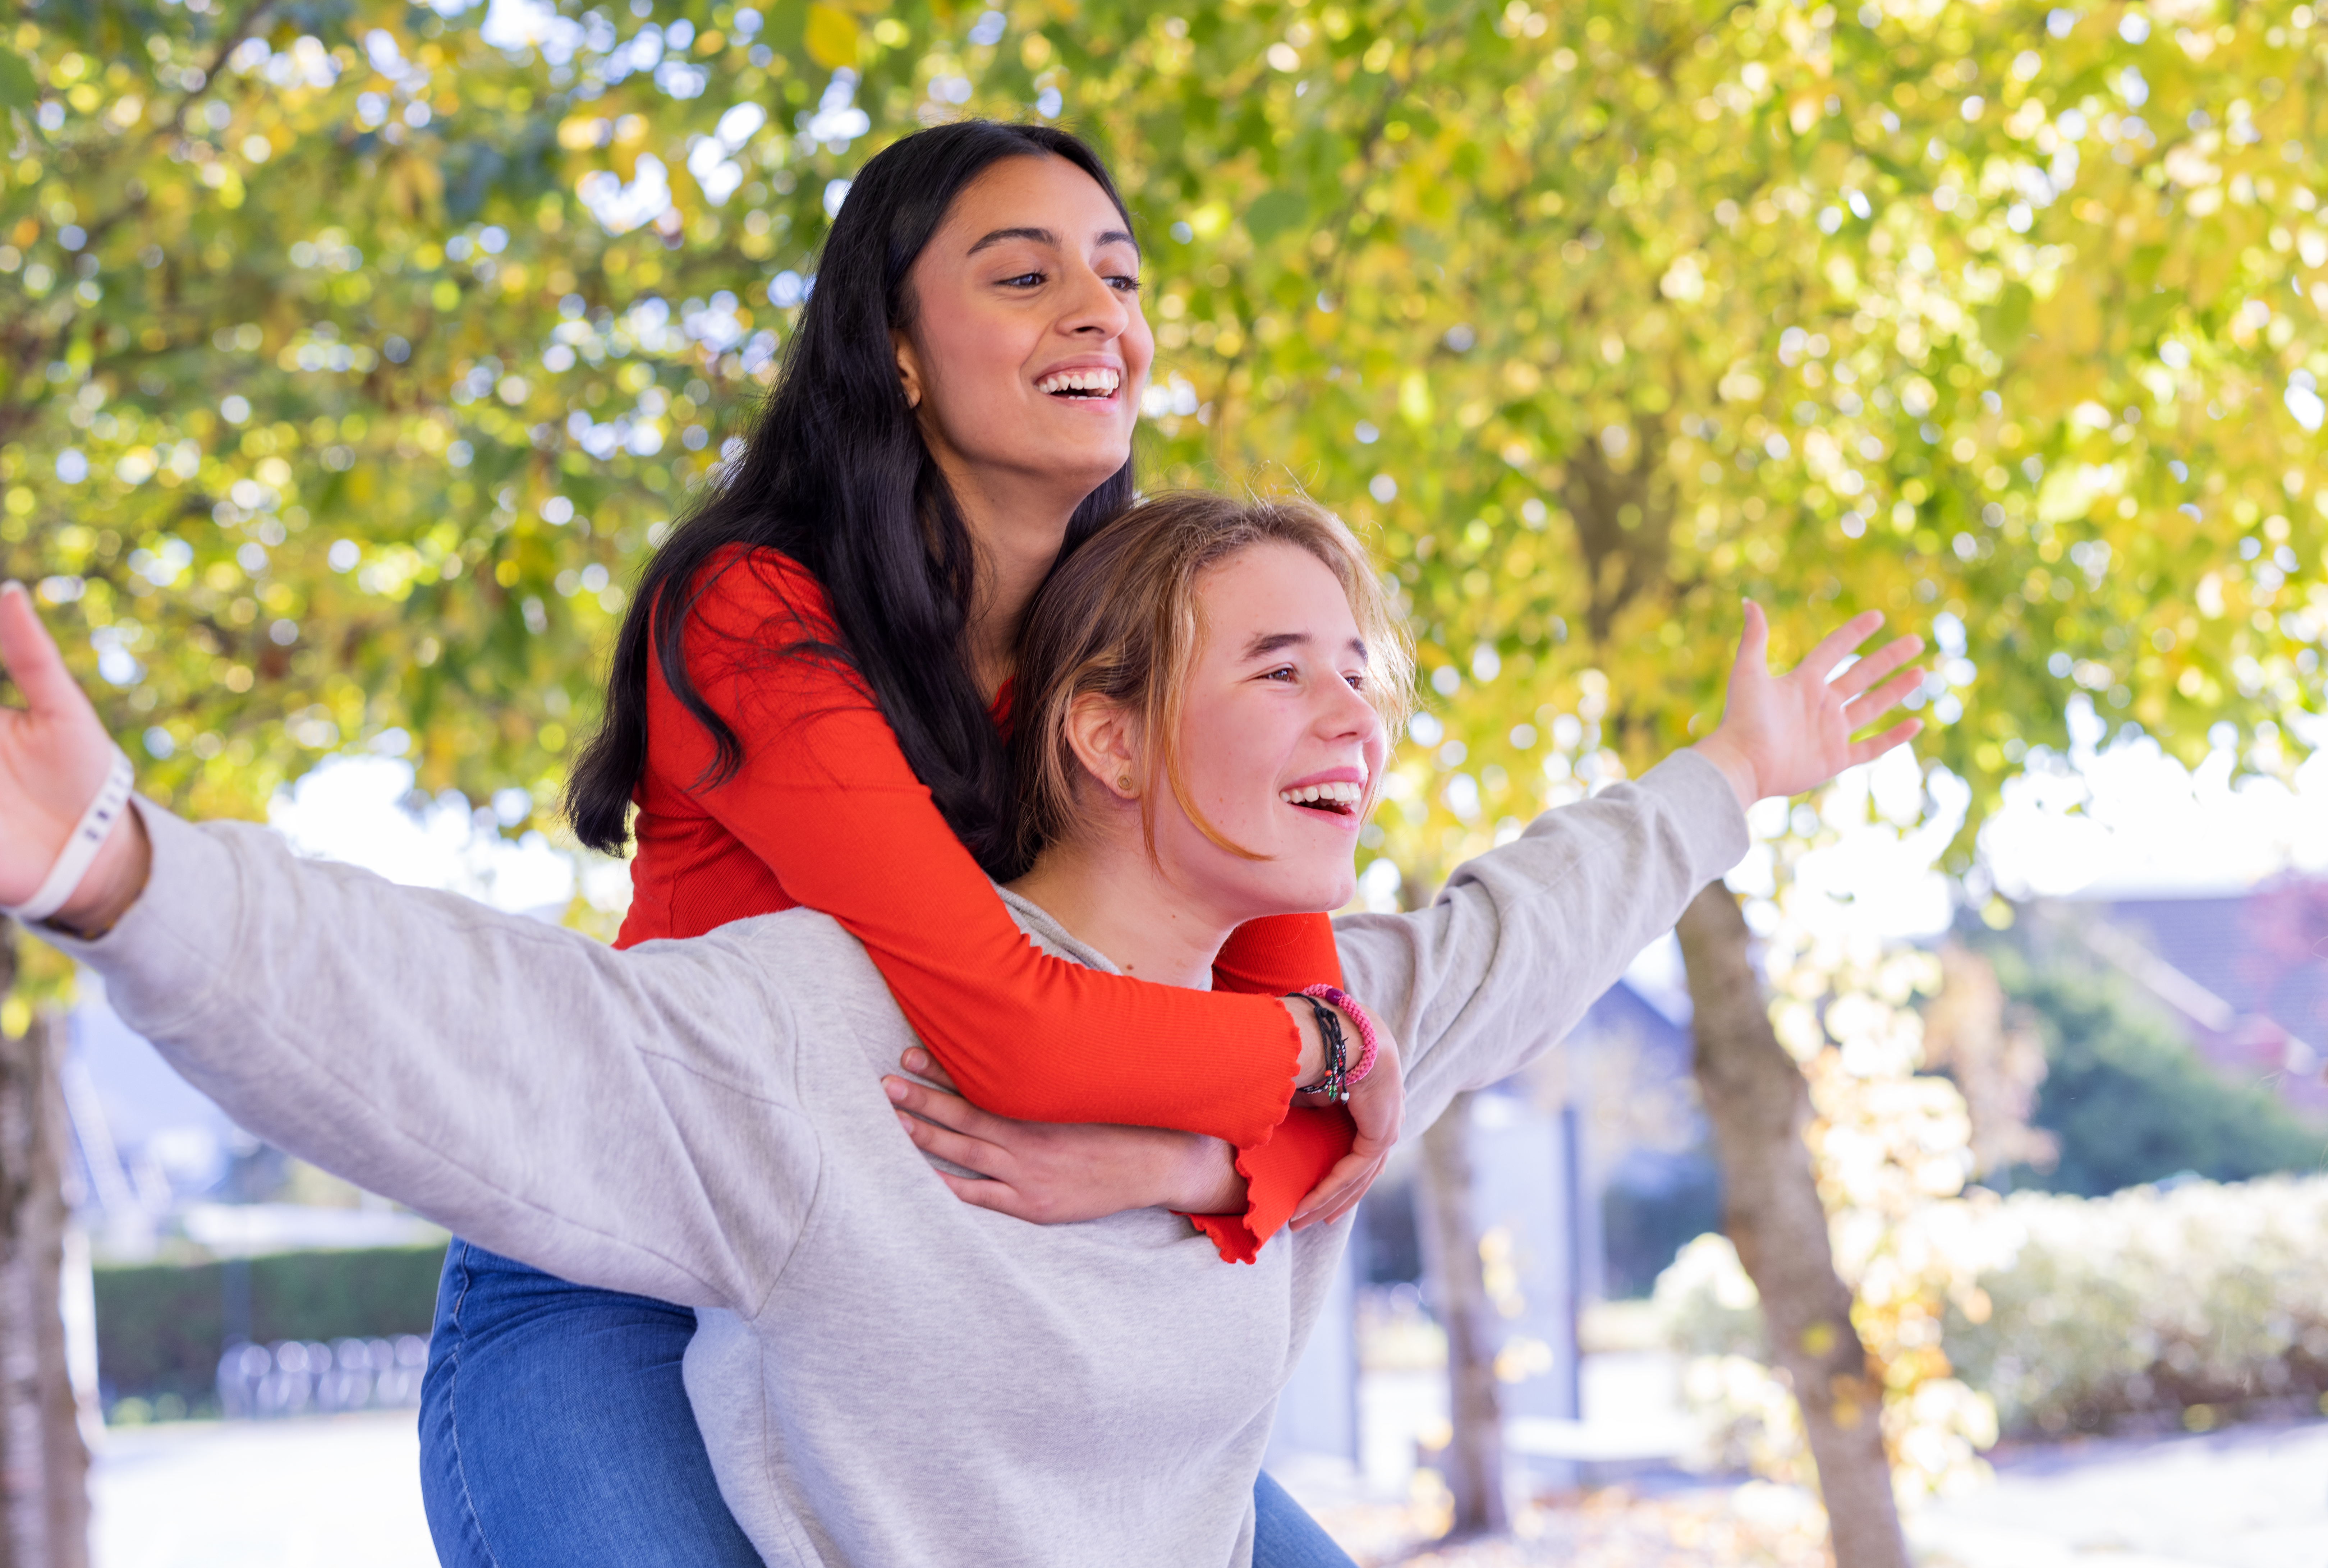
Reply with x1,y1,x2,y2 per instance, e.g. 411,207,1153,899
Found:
46,753,1745,1568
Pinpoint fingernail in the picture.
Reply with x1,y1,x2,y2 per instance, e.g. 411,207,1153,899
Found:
883,1078,908,1102
896,1112,916,1132
903,1048,928,1070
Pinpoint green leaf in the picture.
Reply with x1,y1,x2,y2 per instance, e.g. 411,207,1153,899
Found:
1243,188,1308,246
1985,282,2033,346
0,48,37,112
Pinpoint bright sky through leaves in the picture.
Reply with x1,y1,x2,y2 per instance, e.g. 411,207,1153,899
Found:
1,0,2322,902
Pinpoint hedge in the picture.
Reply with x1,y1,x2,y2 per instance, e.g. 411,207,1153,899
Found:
1657,1175,2328,1445
95,1242,447,1412
1943,1176,2328,1434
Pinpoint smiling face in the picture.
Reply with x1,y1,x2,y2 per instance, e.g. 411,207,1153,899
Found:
1145,541,1390,921
1006,496,1408,978
894,154,1154,524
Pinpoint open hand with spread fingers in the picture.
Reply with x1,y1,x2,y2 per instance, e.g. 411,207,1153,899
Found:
1690,601,1928,809
0,582,150,933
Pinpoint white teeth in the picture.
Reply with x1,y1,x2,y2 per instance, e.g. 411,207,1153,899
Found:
1278,780,1366,808
1036,368,1122,396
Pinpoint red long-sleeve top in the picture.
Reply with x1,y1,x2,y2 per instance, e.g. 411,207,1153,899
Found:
613,547,1354,1261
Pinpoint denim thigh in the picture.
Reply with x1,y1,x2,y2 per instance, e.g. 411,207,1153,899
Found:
418,1238,763,1568
1252,1469,1359,1568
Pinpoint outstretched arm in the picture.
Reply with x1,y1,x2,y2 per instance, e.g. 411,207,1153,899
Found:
0,583,813,1311
1339,606,1925,1128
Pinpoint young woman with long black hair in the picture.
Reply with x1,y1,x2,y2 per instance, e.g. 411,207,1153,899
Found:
412,123,1405,1567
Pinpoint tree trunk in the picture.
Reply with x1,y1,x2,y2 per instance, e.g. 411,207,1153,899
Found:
0,929,90,1568
1413,1091,1508,1538
1675,884,1905,1568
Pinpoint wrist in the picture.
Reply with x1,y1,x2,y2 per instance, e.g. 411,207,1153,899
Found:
1299,986,1379,1090
49,809,151,937
1286,992,1355,1101
1281,997,1326,1089
1167,1134,1245,1216
1690,734,1759,810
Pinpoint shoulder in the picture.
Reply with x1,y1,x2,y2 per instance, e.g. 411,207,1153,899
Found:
637,907,877,1001
698,905,868,966
698,543,825,602
690,909,906,1055
649,547,856,713
682,545,836,643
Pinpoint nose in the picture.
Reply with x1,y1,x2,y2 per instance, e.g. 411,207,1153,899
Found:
1058,257,1132,341
1317,671,1383,752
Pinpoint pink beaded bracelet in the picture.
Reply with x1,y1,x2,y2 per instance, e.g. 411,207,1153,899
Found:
1299,984,1380,1090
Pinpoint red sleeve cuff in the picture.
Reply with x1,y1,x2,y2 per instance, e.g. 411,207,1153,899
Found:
1184,1105,1356,1264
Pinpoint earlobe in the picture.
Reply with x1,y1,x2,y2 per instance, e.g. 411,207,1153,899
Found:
1064,693,1142,802
891,331,923,411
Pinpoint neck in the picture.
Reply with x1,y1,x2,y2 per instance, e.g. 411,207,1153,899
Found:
1006,823,1238,991
943,465,1084,703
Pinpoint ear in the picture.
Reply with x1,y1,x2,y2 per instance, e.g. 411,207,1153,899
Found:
891,328,924,411
1062,692,1142,801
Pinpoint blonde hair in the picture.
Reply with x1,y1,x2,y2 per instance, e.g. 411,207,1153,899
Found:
1009,491,1413,870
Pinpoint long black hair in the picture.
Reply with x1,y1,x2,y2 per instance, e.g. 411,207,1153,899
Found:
567,121,1138,877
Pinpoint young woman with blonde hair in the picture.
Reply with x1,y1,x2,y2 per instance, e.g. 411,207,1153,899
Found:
0,483,1923,1565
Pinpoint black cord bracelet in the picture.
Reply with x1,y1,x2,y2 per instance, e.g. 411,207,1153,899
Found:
1288,992,1350,1103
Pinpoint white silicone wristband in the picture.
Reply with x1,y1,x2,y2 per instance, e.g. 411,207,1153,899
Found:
3,746,135,925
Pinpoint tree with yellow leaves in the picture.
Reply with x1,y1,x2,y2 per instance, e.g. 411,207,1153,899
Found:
5,0,2324,1559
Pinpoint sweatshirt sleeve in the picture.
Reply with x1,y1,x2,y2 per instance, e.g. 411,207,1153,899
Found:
648,551,1307,1149
1332,752,1752,1137
40,804,820,1315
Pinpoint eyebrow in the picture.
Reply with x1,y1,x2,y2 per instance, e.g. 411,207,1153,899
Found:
1243,630,1369,662
966,225,1140,257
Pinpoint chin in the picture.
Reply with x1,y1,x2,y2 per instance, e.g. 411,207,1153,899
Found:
1024,446,1129,502
1256,871,1358,918
1078,435,1134,480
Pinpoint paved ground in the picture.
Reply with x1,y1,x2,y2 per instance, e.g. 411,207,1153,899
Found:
92,1412,435,1568
1913,1419,2328,1568
86,1406,2328,1568
1286,1411,2328,1567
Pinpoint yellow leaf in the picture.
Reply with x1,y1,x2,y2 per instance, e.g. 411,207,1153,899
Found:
1659,252,1706,302
1399,371,1433,426
805,5,859,70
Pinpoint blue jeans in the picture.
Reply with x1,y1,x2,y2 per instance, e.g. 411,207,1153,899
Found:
421,1240,1356,1567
